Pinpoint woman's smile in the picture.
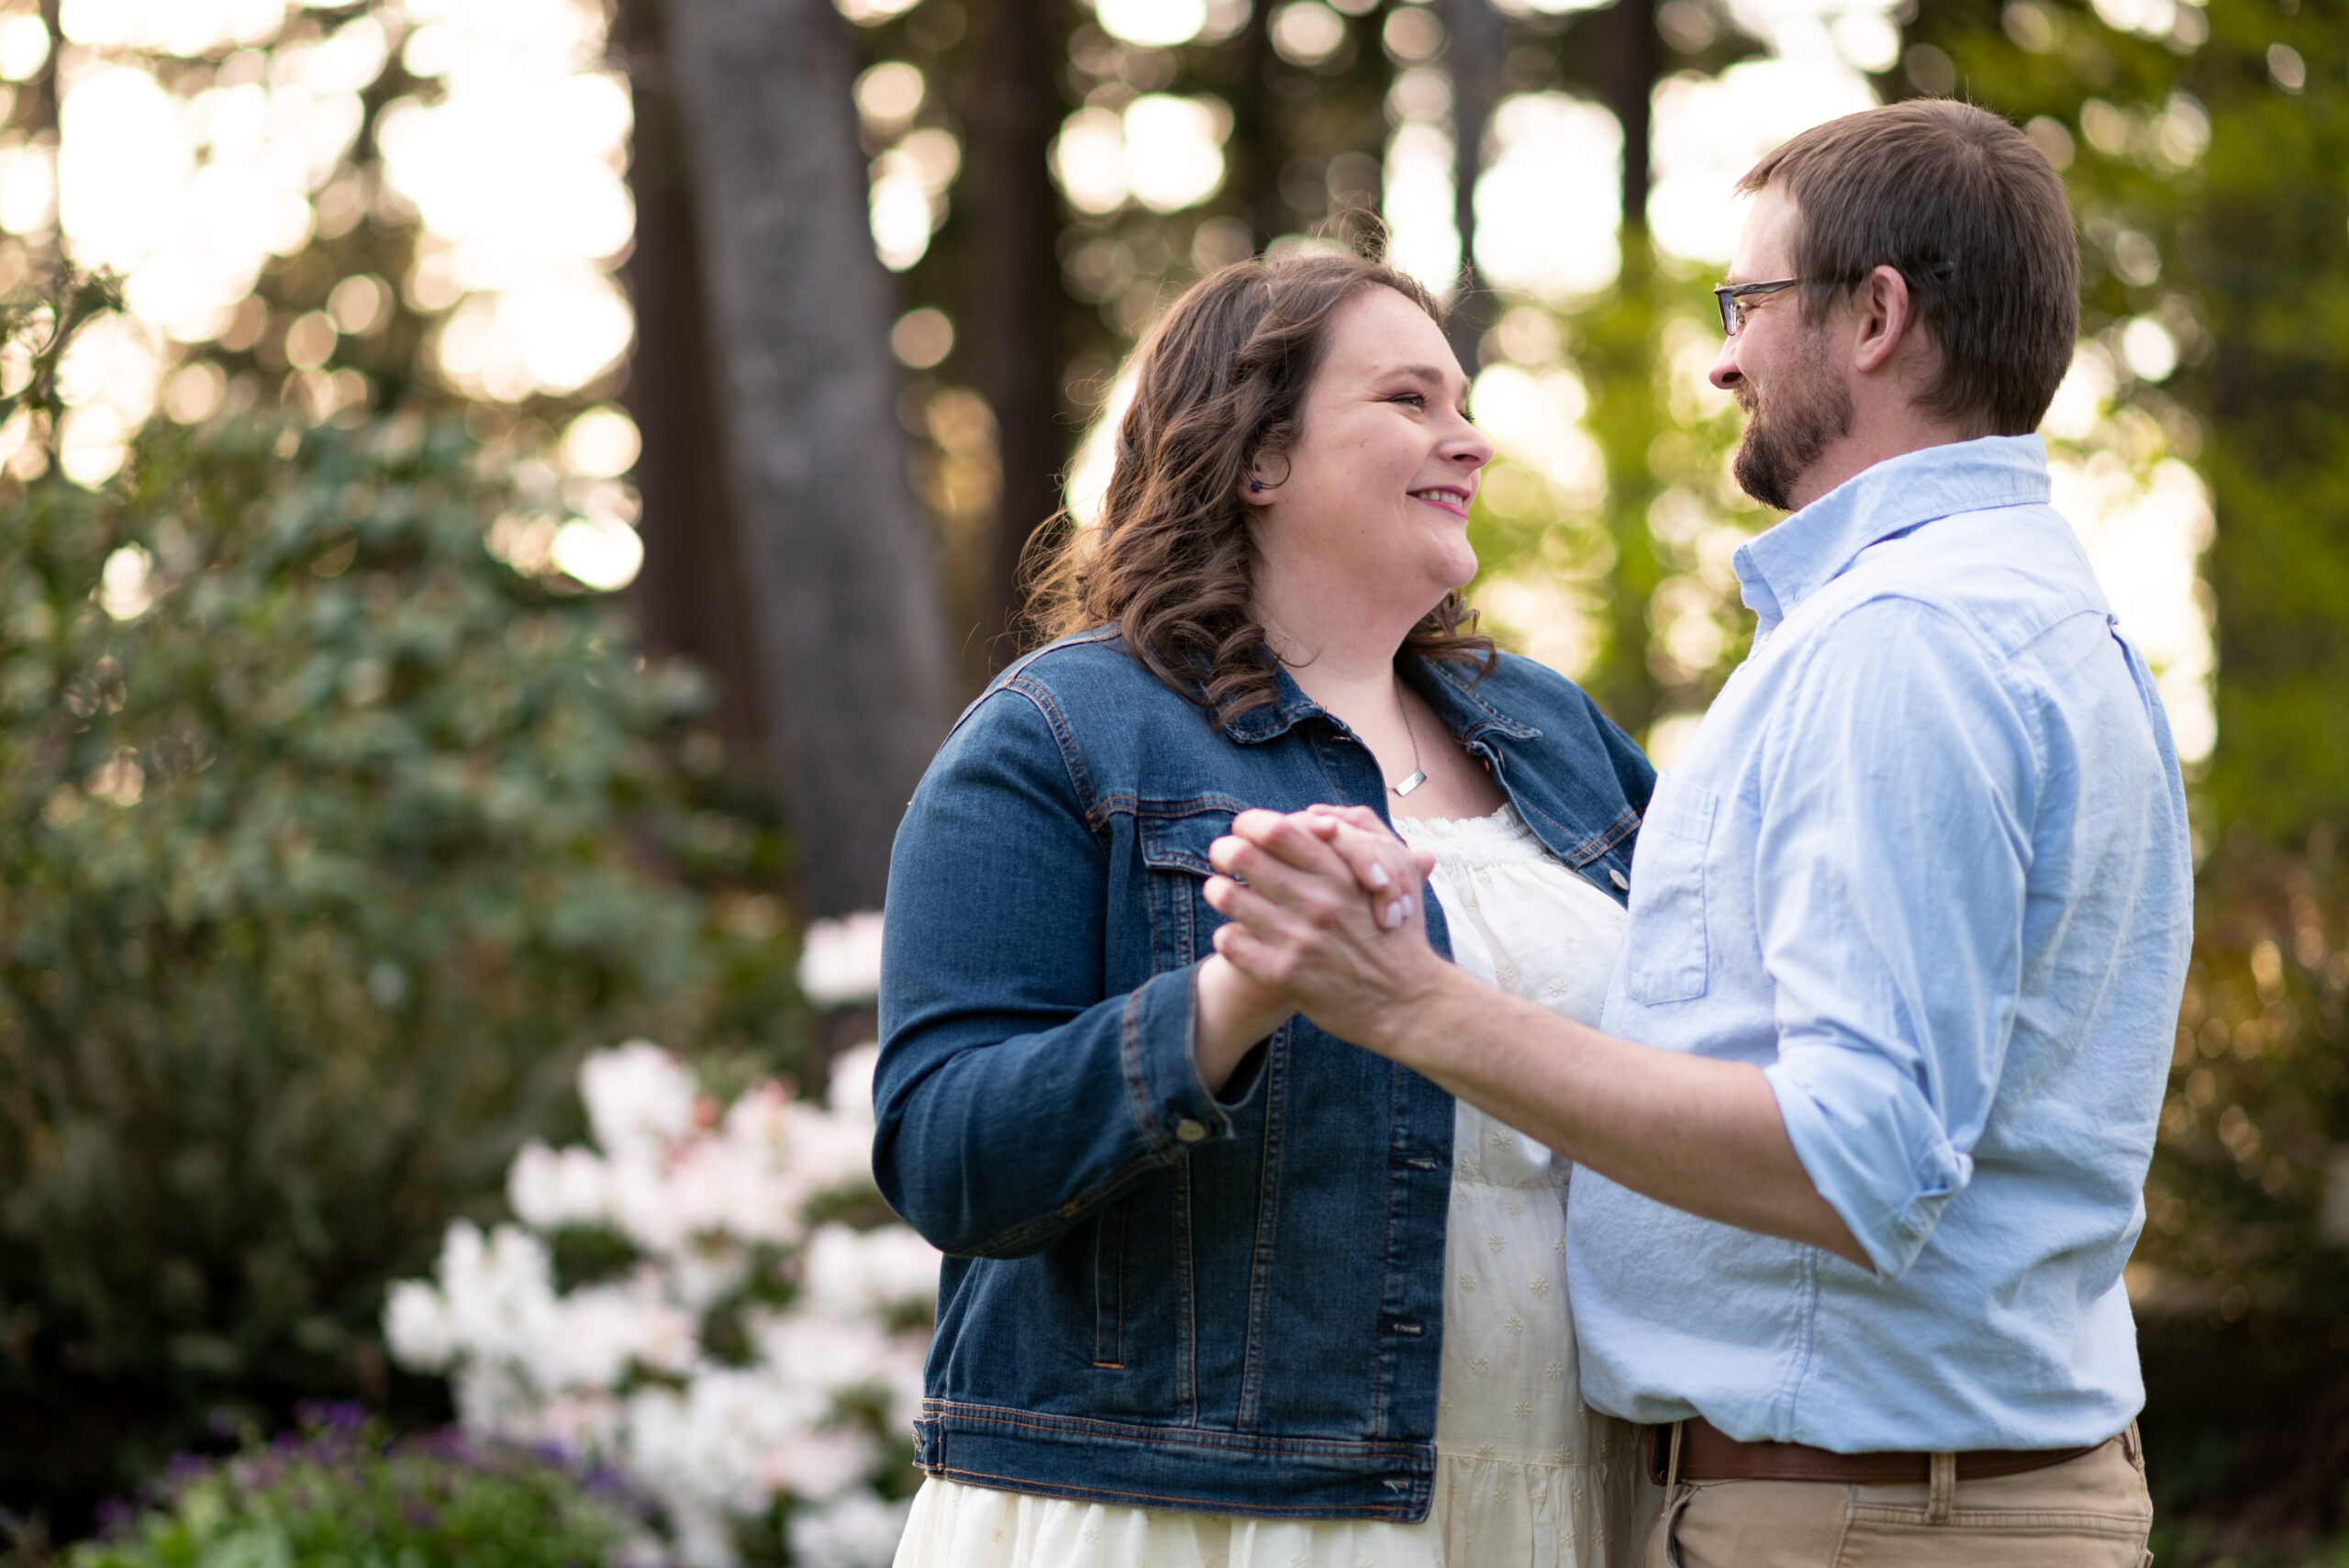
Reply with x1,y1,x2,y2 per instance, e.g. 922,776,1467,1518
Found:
1408,484,1474,519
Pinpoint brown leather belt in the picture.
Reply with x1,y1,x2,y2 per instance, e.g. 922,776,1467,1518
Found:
1650,1417,2102,1487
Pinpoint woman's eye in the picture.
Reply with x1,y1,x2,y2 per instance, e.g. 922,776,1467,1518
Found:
1389,392,1427,408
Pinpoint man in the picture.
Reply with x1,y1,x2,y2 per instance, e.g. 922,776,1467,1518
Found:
1203,99,2192,1566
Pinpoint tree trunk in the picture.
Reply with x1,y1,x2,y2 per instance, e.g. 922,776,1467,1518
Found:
1443,0,1504,371
612,0,767,764
662,0,957,917
968,0,1066,666
1593,0,1660,228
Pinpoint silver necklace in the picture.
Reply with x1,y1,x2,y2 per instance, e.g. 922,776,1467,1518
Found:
1390,676,1427,796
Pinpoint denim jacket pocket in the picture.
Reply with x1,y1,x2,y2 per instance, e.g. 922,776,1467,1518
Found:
1137,798,1241,972
1620,778,1717,1005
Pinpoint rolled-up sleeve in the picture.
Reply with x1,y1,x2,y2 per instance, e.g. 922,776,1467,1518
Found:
872,684,1244,1261
1753,597,2038,1279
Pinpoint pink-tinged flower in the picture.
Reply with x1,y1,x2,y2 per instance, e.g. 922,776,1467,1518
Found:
796,912,885,1007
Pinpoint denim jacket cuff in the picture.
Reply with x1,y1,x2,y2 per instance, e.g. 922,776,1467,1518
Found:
1123,964,1241,1155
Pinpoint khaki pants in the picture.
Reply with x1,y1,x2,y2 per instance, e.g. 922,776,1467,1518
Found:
1642,1426,2154,1568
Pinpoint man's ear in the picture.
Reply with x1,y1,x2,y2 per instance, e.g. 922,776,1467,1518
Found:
1851,264,1918,375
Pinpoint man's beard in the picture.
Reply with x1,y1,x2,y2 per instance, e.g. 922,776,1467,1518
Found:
1731,330,1853,512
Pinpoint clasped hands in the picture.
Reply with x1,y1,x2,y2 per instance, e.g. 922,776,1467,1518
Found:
1199,806,1450,1059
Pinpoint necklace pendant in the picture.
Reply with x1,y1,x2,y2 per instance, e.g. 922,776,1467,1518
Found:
1392,769,1428,797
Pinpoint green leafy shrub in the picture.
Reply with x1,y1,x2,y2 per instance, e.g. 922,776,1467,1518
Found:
0,393,798,1524
67,1404,659,1568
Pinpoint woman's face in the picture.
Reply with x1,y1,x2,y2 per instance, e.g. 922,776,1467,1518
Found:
1242,286,1494,623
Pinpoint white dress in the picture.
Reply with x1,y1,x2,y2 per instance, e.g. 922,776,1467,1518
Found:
896,804,1649,1568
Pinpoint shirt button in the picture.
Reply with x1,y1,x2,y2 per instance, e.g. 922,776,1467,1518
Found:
1174,1119,1208,1143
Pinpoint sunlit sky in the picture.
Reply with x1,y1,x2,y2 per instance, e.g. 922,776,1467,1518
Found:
18,0,2213,759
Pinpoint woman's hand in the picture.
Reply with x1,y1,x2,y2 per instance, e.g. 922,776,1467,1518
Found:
1193,952,1291,1093
1203,809,1453,1055
1298,804,1435,928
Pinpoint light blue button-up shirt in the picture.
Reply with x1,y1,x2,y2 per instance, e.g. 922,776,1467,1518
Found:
1567,435,2193,1451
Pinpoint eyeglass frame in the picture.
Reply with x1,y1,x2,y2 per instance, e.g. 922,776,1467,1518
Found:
1711,278,1814,338
1712,261,1957,338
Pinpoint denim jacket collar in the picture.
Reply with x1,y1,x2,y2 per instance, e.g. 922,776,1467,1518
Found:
1218,654,1541,747
1733,434,2052,635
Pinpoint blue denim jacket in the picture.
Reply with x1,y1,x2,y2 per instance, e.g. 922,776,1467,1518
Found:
874,628,1653,1520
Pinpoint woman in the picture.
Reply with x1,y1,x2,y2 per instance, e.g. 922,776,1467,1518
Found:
873,250,1656,1566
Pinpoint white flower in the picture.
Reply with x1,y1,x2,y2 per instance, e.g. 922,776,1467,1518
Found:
825,1043,883,1122
582,1040,701,1158
751,1424,882,1505
437,1221,560,1367
536,1266,698,1391
606,1148,688,1257
781,1100,880,1198
796,1223,940,1322
790,1491,913,1568
796,912,885,1006
507,1140,612,1230
383,1029,935,1568
384,1280,456,1371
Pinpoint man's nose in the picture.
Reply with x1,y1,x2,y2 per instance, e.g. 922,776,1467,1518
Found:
1709,336,1742,392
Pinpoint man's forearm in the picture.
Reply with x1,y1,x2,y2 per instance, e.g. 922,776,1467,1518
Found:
1371,966,1869,1267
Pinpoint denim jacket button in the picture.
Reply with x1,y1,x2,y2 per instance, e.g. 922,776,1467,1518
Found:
1174,1118,1208,1143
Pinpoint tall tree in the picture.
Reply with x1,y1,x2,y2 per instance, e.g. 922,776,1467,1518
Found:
967,0,1068,663
662,0,957,917
612,0,768,762
1444,0,1506,372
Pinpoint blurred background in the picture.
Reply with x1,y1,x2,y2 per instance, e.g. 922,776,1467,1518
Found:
0,0,2341,1562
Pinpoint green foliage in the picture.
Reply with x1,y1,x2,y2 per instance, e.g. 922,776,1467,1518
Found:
1902,0,2349,840
0,312,797,1522
1464,237,1762,751
66,1407,654,1568
1887,2,2349,1551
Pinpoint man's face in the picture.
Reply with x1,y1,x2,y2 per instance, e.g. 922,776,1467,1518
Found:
1712,188,1854,513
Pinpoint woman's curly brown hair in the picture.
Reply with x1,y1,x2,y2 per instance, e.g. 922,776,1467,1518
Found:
1029,250,1492,723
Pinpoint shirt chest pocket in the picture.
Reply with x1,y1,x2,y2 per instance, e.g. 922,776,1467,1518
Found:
1620,780,1718,1005
1136,802,1238,973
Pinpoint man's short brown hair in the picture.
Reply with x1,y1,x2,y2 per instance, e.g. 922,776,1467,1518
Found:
1740,99,2079,437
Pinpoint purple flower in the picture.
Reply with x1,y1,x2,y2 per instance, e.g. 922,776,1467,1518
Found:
295,1399,369,1433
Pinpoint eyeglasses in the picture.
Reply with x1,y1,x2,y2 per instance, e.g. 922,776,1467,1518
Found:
1712,278,1809,338
1713,261,1956,337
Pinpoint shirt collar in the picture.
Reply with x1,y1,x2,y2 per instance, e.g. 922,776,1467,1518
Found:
1732,435,2052,634
1219,652,1539,745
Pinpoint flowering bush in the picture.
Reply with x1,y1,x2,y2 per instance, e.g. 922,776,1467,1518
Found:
385,918,932,1568
0,384,794,1521
69,1403,659,1568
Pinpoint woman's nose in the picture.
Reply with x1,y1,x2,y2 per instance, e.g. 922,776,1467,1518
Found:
1448,417,1496,470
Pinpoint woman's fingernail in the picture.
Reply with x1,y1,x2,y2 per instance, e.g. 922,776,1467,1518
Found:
1368,864,1392,890
1384,899,1407,929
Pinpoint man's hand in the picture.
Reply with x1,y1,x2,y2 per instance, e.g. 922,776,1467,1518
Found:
1204,808,1454,1054
1206,806,1869,1267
